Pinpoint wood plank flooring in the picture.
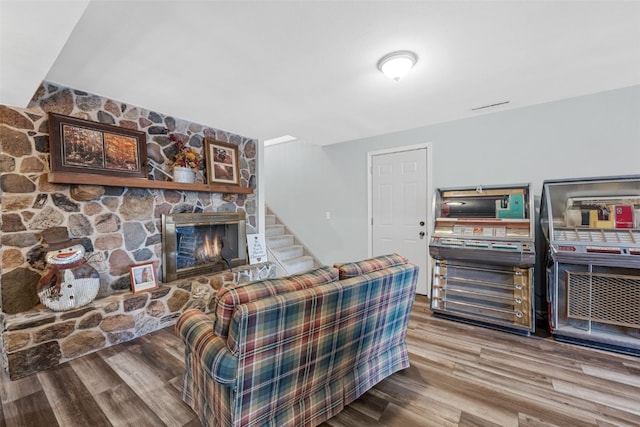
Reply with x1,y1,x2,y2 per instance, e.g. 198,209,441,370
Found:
2,295,640,426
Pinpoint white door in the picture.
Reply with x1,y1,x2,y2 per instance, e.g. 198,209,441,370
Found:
369,145,430,295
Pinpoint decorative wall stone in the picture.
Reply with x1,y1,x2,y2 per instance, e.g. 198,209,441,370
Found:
20,157,44,173
33,193,48,208
1,174,36,193
39,88,73,115
102,197,120,212
33,320,76,343
94,234,123,250
108,249,134,276
150,287,171,299
167,289,190,312
133,248,153,262
83,201,103,216
7,341,62,379
60,307,93,320
61,330,105,359
1,268,41,314
146,300,165,317
78,312,103,329
2,213,26,232
0,106,34,129
51,193,80,212
123,294,148,312
2,232,39,247
0,126,32,157
134,317,160,336
123,222,146,251
107,331,134,345
30,206,64,229
6,316,55,331
5,332,30,352
68,213,94,236
37,174,64,192
3,195,34,211
70,185,105,201
0,154,15,172
100,314,135,332
120,189,154,220
94,212,121,233
104,302,119,313
2,248,25,269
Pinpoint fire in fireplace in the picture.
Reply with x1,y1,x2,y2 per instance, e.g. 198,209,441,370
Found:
162,212,247,282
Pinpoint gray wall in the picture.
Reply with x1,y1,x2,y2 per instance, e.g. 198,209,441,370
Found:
264,84,640,265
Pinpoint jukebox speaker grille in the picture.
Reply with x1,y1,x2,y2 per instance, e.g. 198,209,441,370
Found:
567,272,640,328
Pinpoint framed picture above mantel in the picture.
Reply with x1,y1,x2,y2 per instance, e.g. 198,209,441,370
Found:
48,113,147,181
205,138,240,185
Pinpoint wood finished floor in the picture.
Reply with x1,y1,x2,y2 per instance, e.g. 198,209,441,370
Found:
2,296,640,427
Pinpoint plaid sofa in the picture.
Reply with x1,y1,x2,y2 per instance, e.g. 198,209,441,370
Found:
176,254,418,427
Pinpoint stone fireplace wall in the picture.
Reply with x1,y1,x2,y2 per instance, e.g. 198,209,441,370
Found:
0,82,260,378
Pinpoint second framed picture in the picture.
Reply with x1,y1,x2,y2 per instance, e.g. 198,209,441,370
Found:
205,138,240,185
129,262,159,293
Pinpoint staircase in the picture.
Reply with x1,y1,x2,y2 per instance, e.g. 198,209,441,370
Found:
265,207,321,276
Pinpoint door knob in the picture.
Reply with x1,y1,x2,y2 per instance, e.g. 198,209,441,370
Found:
419,231,426,238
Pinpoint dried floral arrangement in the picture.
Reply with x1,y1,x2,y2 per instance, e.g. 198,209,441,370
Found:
169,134,202,171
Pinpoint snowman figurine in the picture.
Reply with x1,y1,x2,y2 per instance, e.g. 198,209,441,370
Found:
37,227,100,311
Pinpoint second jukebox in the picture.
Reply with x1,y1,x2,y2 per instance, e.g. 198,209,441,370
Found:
540,175,640,355
429,183,536,334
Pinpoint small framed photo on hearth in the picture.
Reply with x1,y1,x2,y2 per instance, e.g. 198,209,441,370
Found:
129,262,159,293
204,138,240,185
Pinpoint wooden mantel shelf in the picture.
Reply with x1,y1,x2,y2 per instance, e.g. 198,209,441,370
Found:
49,172,254,194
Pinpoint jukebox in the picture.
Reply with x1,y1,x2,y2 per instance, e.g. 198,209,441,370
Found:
429,183,536,334
540,175,640,354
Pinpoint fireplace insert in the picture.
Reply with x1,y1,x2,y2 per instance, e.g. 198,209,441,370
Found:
162,212,247,282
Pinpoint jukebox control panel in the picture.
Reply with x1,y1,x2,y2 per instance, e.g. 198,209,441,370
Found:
429,184,536,334
432,237,533,252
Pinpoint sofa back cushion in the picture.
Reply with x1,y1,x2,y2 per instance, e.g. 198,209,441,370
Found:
213,265,339,338
334,253,408,279
226,260,419,427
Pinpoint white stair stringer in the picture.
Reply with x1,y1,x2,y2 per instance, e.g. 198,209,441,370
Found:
264,206,322,277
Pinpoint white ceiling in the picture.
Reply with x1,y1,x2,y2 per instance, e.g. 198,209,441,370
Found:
2,1,640,146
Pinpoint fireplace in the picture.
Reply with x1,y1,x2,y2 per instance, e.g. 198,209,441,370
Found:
161,212,247,282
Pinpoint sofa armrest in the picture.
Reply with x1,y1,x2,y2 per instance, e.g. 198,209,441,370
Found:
176,309,238,385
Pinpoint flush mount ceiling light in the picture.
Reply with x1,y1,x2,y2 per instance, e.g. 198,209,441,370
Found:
377,50,418,81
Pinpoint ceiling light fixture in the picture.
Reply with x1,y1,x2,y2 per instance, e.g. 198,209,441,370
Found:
377,51,418,81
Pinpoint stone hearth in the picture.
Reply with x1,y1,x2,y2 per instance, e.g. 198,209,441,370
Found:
2,263,274,380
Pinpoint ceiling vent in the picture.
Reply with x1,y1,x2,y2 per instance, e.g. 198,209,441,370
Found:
471,101,510,111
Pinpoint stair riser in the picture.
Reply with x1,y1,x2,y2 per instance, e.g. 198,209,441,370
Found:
265,225,285,237
266,235,294,248
283,256,315,274
271,246,304,261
